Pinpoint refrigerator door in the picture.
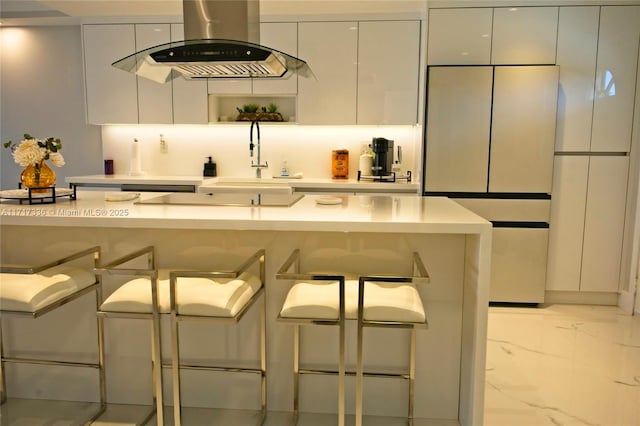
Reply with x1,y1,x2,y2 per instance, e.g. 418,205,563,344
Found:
489,66,559,193
425,66,493,192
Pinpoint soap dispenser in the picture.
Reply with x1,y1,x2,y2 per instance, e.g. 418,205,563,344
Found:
203,156,217,177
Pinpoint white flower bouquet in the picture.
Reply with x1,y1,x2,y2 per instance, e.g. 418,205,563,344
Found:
4,133,65,167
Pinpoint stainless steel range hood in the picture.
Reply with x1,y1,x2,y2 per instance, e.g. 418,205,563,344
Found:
112,0,313,83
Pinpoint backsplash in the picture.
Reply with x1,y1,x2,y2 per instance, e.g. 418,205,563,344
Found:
102,125,421,179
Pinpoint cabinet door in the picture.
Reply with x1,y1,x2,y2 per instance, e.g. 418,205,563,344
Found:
297,22,358,124
357,21,420,125
581,156,630,292
555,7,599,152
135,24,173,124
491,227,549,303
546,156,589,292
427,8,492,65
252,22,298,95
424,66,492,192
591,6,640,153
171,24,208,124
489,66,559,193
83,24,138,124
491,7,558,65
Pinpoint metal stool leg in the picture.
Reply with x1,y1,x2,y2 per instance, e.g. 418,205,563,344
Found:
293,324,300,425
0,317,6,404
260,291,267,424
150,312,164,425
171,295,182,426
408,329,416,426
355,278,365,426
95,280,107,413
338,279,345,426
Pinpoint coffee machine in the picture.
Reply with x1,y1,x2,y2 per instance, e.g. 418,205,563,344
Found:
371,137,394,177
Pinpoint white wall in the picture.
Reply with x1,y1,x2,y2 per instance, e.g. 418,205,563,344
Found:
101,124,421,179
0,26,103,190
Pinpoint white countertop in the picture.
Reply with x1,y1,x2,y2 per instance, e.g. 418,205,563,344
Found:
65,175,419,193
0,190,490,235
66,174,215,186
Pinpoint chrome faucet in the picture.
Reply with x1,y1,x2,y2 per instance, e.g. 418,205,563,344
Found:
249,120,268,178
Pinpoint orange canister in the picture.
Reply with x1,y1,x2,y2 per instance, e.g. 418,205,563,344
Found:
331,149,349,179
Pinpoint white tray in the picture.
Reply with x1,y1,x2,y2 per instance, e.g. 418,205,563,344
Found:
0,188,74,199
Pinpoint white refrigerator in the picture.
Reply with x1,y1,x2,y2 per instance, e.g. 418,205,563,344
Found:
424,65,559,303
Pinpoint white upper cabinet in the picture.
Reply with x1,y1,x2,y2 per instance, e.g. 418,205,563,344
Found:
489,66,559,193
297,22,358,125
591,6,640,153
253,22,298,95
491,7,558,65
427,8,492,65
555,7,599,152
170,24,208,124
135,24,173,124
357,21,420,125
83,25,138,124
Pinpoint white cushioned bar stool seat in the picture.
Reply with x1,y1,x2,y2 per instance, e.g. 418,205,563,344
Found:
169,249,267,426
0,247,106,424
100,269,262,316
280,279,425,323
1,264,95,313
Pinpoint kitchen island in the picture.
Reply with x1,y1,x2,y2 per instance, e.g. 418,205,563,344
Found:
0,191,491,425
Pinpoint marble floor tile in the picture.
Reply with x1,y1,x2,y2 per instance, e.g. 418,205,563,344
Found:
484,304,640,426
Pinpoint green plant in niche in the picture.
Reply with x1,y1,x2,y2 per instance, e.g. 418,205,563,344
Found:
267,103,278,113
242,103,260,113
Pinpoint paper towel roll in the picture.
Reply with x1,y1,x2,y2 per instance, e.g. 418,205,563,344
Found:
128,138,144,176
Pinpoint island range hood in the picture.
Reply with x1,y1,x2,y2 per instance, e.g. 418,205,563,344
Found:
112,0,313,83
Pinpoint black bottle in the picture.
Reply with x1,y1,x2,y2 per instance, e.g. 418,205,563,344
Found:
203,156,217,177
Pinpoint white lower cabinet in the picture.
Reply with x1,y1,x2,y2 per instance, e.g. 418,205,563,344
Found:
547,155,630,293
492,227,549,303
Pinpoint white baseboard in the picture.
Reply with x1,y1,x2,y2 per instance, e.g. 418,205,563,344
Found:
544,291,618,306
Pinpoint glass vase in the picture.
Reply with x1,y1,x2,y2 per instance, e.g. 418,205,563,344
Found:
21,160,56,192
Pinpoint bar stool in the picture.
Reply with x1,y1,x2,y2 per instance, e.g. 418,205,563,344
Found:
0,246,106,425
276,249,429,426
95,246,164,425
170,249,266,426
276,249,349,426
355,252,430,426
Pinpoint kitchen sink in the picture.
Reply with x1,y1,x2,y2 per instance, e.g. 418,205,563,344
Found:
135,192,304,207
215,177,293,186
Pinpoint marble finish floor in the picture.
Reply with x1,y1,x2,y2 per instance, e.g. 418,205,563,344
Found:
1,304,638,425
484,304,640,426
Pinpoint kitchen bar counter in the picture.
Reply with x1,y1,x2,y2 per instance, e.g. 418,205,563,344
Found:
0,191,490,425
66,175,420,194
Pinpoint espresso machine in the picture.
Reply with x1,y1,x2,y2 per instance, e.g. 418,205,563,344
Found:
371,137,394,177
